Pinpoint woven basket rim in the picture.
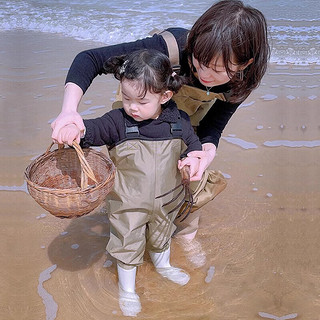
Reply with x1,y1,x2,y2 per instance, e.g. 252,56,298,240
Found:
24,146,116,194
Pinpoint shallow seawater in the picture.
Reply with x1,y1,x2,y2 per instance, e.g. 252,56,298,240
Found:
1,0,319,65
1,30,320,319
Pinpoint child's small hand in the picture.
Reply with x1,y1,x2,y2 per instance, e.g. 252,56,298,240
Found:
187,143,216,180
57,123,81,146
178,156,201,181
51,110,85,144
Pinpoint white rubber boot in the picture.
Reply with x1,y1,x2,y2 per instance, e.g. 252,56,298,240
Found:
149,247,190,286
117,264,141,317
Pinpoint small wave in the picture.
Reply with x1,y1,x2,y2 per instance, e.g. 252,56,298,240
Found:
239,101,255,108
205,266,215,283
222,137,258,150
0,181,28,193
264,140,320,148
260,94,278,101
1,0,319,65
258,312,298,320
80,105,106,116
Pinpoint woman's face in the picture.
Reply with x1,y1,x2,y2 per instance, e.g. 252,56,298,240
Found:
192,55,239,87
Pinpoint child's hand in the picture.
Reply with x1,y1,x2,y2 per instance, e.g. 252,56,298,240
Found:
178,156,201,181
51,111,85,144
57,124,81,146
187,143,216,180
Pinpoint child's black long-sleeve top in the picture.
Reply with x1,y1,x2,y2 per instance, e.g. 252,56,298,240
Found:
81,100,202,158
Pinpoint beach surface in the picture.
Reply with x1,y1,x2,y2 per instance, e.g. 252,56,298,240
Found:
1,30,319,320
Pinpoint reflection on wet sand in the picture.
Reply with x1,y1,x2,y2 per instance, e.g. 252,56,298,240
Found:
1,31,320,319
38,264,58,320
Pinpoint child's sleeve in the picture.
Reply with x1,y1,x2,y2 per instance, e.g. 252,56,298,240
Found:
179,110,202,158
80,110,123,148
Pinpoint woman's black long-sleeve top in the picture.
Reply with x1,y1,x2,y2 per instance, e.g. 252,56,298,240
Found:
66,28,242,148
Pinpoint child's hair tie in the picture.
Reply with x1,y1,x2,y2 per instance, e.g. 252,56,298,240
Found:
172,72,177,77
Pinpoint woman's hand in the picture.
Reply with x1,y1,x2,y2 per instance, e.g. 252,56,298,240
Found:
56,124,81,146
186,143,217,180
51,82,85,144
178,156,200,181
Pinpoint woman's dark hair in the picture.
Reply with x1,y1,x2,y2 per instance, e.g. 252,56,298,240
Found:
104,49,184,98
186,0,270,103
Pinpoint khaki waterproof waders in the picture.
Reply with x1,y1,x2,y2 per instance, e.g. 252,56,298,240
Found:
106,121,187,267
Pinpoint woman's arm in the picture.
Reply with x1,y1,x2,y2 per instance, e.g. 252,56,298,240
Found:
65,35,170,93
51,83,85,144
51,34,172,143
187,99,240,180
197,99,240,148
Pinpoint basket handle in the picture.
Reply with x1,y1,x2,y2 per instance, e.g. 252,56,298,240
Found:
46,142,98,189
45,142,64,154
72,141,98,188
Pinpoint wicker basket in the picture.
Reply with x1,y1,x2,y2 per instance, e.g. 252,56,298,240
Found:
25,142,116,218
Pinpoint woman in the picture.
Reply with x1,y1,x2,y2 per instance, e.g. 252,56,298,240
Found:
51,0,270,239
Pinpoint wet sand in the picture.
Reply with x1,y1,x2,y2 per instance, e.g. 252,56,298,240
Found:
1,30,319,320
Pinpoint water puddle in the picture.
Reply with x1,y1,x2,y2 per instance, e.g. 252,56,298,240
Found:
38,265,58,320
0,181,28,192
222,137,258,149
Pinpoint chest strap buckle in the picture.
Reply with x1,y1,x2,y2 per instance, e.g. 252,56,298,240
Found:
125,125,140,137
170,122,182,138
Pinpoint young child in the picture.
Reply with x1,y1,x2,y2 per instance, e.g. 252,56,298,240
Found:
58,49,202,317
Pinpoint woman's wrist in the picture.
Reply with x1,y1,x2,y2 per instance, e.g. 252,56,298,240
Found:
61,82,83,113
201,143,216,166
202,142,216,154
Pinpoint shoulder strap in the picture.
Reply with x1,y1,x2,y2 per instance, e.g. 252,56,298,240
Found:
149,29,180,72
124,119,183,139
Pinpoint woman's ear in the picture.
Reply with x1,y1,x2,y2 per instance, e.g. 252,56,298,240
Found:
241,58,254,70
160,90,173,104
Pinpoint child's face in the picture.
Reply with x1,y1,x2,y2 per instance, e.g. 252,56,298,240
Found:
192,55,239,87
121,79,169,122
